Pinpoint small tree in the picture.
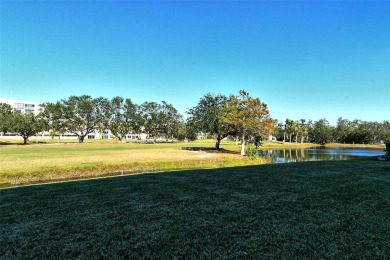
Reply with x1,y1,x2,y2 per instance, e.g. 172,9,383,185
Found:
49,130,55,140
220,90,273,156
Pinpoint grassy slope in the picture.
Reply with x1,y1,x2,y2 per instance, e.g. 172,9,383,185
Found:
1,159,389,258
0,140,259,186
0,139,384,186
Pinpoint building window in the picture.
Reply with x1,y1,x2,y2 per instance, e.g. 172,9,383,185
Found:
16,103,24,109
25,104,35,108
25,109,35,114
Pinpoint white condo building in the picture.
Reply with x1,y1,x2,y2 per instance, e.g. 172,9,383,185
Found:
0,98,42,115
0,98,147,140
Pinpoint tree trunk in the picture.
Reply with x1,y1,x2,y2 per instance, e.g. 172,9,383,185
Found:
289,134,293,143
23,136,28,145
215,136,221,150
79,135,85,143
241,134,246,156
283,132,286,142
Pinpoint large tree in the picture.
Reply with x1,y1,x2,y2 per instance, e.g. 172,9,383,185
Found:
140,101,162,142
106,97,142,142
187,93,234,150
94,97,111,139
59,95,104,143
334,117,351,143
310,118,333,144
140,101,182,142
220,90,273,155
159,101,182,141
11,111,46,144
41,102,68,142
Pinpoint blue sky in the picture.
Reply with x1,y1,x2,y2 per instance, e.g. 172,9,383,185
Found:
1,1,389,125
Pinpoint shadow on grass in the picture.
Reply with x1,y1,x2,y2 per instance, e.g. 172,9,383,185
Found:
0,141,82,146
0,141,28,146
1,158,389,258
182,146,239,155
0,140,58,146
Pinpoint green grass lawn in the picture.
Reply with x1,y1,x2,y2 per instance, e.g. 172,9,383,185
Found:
1,159,389,258
0,139,269,186
1,138,383,187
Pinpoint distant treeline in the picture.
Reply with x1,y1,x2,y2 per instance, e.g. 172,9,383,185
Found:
1,91,389,149
273,118,390,145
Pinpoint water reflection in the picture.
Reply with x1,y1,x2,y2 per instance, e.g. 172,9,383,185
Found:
258,148,385,163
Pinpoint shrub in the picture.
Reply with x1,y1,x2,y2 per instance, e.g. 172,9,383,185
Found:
385,149,390,161
247,146,258,160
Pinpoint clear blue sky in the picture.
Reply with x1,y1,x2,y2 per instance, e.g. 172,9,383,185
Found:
1,1,389,125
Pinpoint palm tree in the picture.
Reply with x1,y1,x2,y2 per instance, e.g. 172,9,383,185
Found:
291,121,299,143
298,119,309,143
285,119,294,143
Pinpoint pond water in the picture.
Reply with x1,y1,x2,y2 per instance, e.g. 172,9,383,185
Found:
258,148,385,163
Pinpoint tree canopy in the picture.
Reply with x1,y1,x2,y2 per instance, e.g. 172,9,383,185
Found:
2,92,390,147
220,90,273,155
0,103,14,134
105,97,142,142
51,95,104,143
187,93,235,150
11,111,47,144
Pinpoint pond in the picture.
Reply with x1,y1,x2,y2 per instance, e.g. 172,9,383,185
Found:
258,148,385,163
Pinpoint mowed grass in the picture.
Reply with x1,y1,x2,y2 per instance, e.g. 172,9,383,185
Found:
1,159,389,258
0,139,263,187
0,138,385,186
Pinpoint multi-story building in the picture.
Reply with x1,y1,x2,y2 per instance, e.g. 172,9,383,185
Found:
0,98,42,115
0,98,147,140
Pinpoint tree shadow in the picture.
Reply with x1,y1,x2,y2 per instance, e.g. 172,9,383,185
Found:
0,141,25,146
181,147,239,155
0,141,55,146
